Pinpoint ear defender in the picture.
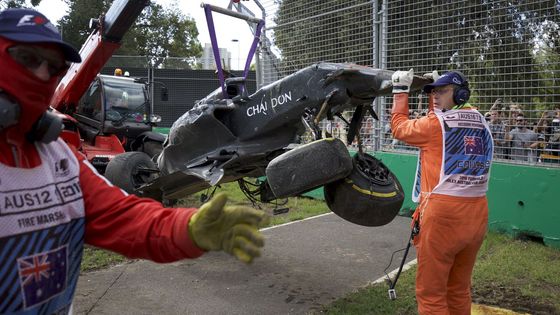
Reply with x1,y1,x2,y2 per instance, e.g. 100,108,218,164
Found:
27,110,63,144
0,93,20,130
1,93,62,143
452,71,471,106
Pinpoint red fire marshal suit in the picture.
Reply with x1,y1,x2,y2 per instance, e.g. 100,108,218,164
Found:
0,26,204,313
391,93,493,315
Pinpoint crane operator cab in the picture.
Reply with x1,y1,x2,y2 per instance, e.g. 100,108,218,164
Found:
75,75,158,145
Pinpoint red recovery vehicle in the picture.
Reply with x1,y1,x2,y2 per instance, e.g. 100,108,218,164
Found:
51,0,165,172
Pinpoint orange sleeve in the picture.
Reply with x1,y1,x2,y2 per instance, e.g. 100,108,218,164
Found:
390,93,436,148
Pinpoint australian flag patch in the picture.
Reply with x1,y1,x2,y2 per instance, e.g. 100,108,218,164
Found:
17,246,68,309
464,136,484,155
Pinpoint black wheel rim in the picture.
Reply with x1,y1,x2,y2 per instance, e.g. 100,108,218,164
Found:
355,153,391,186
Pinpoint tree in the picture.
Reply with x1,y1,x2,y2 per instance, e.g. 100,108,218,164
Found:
124,3,202,68
273,0,373,76
0,0,42,9
57,0,202,68
57,0,106,51
274,0,560,111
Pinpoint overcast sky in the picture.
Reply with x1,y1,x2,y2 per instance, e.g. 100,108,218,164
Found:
35,0,263,69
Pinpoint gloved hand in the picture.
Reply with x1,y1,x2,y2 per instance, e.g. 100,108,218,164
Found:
392,68,414,94
422,70,440,83
188,193,267,263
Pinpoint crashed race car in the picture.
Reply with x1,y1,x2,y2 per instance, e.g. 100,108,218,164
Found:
105,62,430,226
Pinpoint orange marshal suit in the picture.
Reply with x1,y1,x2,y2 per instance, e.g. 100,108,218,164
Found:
391,93,492,315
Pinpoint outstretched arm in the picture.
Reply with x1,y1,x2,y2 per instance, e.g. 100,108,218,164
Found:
74,149,266,264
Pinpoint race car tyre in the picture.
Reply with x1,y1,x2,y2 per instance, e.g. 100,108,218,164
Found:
142,140,163,159
324,153,404,227
265,138,353,198
104,152,158,194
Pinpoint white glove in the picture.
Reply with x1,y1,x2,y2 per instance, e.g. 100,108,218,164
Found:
392,68,414,94
423,70,440,83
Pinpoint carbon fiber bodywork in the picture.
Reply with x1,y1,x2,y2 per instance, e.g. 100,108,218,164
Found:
137,62,429,201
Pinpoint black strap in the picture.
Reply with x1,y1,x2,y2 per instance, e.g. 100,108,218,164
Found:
346,105,365,145
389,219,419,290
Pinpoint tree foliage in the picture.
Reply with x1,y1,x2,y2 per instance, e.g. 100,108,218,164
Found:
273,0,560,109
126,4,202,68
58,0,202,68
57,0,106,51
273,0,373,76
0,0,42,9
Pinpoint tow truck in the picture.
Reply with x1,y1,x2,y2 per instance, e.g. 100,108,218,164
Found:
51,0,165,172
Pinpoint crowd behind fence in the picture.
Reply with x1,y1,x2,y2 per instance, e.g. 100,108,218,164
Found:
378,98,560,165
258,0,560,167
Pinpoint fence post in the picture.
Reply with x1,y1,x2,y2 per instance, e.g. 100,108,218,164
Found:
148,62,154,117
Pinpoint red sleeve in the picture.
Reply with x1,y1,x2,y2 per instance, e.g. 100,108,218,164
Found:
73,149,205,263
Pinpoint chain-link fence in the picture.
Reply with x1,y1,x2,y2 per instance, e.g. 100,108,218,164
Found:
257,0,560,166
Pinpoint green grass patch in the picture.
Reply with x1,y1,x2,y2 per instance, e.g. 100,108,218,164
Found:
314,269,418,315
317,232,560,314
81,185,560,314
472,233,560,314
81,181,330,272
80,246,128,272
178,181,331,227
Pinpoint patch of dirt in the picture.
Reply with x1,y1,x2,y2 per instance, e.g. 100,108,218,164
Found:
472,283,559,315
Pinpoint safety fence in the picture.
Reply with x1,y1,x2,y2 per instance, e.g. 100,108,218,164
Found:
253,0,560,248
257,0,560,167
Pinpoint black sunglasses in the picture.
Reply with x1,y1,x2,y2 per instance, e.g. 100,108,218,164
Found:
7,46,70,77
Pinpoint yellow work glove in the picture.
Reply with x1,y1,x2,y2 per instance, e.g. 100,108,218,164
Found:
188,193,267,263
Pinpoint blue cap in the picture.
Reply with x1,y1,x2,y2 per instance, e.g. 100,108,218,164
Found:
0,8,81,62
423,71,467,93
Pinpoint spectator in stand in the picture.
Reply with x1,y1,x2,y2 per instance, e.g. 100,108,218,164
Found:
361,116,375,146
499,102,524,159
533,110,555,160
506,114,539,162
507,103,524,124
535,110,551,139
541,108,560,162
487,107,507,159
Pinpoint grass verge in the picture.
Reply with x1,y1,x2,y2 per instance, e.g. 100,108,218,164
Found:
81,183,560,314
81,246,129,272
317,232,560,315
81,182,330,272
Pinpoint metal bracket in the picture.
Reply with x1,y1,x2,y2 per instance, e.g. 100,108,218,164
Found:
388,289,397,300
301,108,321,140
